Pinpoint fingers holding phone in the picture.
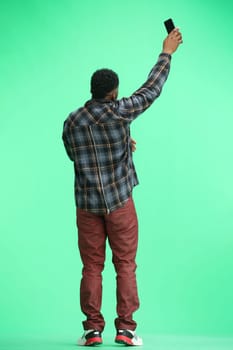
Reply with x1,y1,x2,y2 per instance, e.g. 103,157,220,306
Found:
170,28,183,42
163,18,183,55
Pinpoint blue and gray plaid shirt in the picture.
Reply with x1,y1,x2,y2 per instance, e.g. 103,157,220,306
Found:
62,53,171,214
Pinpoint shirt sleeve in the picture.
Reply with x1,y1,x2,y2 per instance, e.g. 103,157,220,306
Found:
114,53,171,121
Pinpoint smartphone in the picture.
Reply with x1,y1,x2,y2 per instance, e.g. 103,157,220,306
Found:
164,18,175,34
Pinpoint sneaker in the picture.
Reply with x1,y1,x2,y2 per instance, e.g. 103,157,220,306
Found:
77,329,102,346
115,329,143,346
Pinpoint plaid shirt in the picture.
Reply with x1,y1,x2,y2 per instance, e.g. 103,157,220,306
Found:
62,53,171,214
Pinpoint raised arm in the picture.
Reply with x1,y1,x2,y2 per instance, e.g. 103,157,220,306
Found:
115,28,182,121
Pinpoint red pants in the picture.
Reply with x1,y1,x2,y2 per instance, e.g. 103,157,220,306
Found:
76,197,139,332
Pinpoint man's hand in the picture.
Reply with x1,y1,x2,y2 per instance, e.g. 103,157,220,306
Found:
131,138,137,152
163,28,183,55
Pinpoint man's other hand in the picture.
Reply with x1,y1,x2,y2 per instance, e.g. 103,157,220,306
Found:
131,138,137,152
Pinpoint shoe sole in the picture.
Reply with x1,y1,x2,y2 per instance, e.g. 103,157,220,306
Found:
84,337,102,346
115,335,134,346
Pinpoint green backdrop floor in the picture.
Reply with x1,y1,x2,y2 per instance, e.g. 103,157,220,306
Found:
1,335,233,350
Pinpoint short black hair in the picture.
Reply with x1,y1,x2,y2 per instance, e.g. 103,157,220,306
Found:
91,69,119,99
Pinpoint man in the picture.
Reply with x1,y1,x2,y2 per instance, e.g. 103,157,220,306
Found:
62,28,182,346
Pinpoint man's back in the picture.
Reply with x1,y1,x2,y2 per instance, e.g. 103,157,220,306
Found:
63,99,138,214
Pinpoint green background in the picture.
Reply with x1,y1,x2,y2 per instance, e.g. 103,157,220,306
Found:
1,0,233,347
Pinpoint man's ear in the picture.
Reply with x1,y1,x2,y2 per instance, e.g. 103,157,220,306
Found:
110,91,115,100
106,88,118,100
113,88,118,100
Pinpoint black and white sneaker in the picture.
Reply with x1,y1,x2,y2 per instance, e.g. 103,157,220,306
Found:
77,329,102,346
115,329,143,346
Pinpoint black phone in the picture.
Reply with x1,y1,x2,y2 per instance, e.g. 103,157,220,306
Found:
164,18,175,34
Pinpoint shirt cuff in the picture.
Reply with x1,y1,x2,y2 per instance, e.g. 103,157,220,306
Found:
159,52,172,59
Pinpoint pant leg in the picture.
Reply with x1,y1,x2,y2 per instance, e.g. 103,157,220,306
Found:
76,208,107,331
104,197,140,331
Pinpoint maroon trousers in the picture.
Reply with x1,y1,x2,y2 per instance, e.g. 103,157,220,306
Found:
76,197,140,332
